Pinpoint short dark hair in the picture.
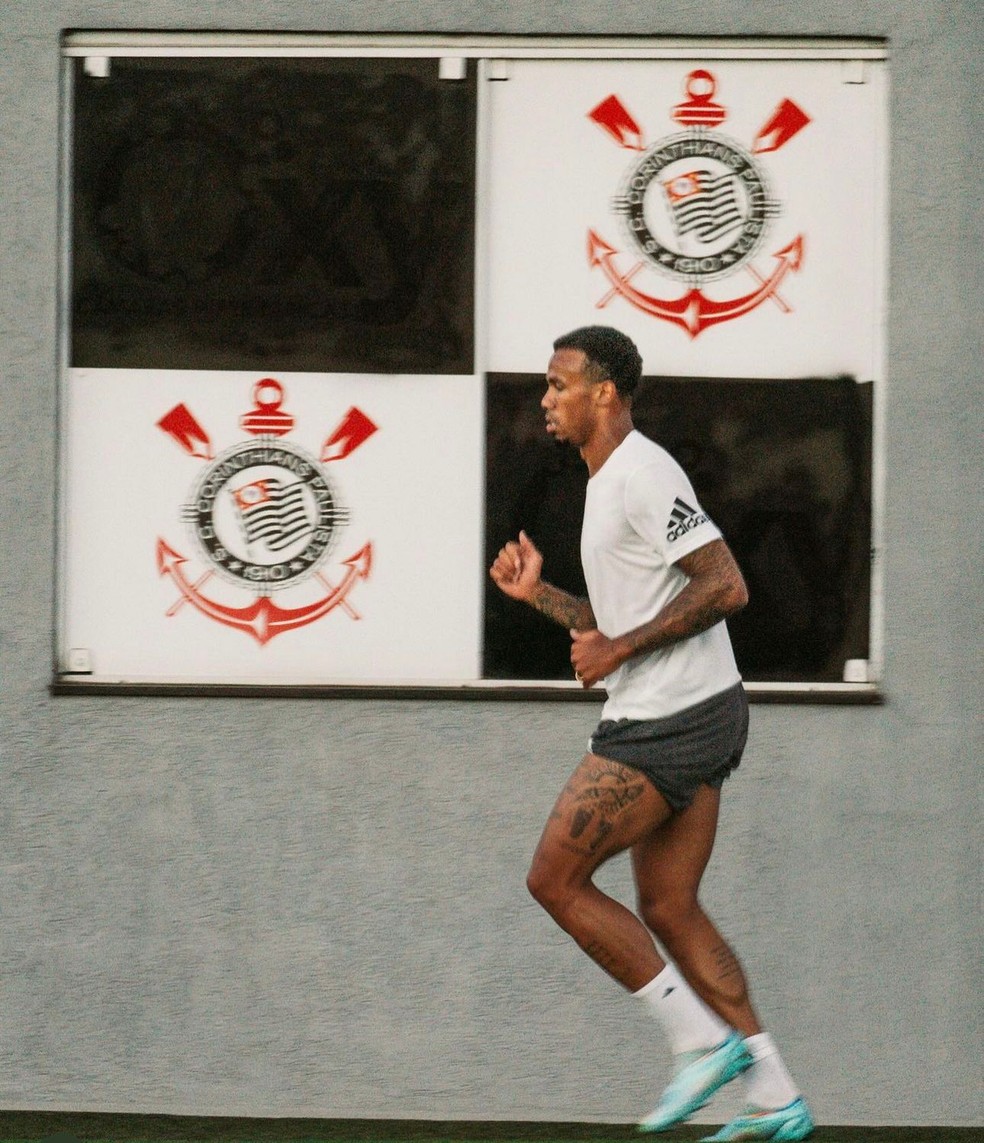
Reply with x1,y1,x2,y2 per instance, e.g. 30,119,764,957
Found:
553,325,643,399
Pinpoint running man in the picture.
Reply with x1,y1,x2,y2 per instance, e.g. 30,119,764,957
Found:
489,326,813,1141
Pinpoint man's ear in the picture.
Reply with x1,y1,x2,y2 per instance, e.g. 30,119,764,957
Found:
595,378,619,405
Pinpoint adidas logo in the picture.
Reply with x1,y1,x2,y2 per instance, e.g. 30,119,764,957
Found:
666,497,709,542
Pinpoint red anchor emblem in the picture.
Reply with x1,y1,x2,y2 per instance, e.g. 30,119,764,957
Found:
588,229,805,338
587,70,811,336
156,538,373,645
156,381,378,645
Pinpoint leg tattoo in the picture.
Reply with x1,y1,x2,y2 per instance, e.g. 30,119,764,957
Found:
711,942,743,982
564,759,646,855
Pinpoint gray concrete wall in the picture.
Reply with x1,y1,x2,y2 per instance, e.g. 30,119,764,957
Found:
1,0,981,1128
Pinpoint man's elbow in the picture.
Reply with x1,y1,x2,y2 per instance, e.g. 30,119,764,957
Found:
723,573,749,617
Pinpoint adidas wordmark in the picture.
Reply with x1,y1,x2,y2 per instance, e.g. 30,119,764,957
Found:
666,496,709,542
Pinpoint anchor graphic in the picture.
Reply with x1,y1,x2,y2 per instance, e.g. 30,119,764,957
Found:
157,538,373,645
157,381,377,644
587,71,811,336
588,229,805,338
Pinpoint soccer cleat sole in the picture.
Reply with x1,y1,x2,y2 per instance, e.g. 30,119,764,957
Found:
698,1097,815,1141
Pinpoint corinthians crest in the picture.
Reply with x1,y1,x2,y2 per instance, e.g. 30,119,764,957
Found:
587,69,811,337
156,379,376,644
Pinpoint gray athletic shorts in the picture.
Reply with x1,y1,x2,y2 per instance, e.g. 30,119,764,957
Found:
588,682,749,812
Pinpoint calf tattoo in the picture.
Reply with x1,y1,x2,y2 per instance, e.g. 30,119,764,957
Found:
583,939,624,978
711,941,743,981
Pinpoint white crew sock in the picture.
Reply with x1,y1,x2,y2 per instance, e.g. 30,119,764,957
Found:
742,1032,801,1109
635,963,732,1055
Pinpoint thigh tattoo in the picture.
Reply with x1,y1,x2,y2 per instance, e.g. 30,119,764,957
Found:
562,758,646,855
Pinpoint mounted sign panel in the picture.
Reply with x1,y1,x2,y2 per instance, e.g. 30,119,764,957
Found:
56,34,887,698
484,58,884,381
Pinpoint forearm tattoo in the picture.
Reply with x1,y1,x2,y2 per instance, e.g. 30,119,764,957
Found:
623,540,747,656
530,582,595,630
624,593,721,654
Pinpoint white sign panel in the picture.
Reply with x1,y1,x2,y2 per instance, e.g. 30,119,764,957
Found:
485,59,885,379
61,369,484,682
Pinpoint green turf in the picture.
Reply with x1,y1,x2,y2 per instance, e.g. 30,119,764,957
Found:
0,1115,980,1143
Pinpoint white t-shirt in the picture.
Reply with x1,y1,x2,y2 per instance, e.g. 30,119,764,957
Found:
580,430,741,720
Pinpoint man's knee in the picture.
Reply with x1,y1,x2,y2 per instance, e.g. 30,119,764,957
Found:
527,853,579,921
638,890,701,941
527,856,558,909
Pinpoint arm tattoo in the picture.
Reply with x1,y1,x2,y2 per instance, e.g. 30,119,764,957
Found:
623,592,721,653
530,582,596,630
620,539,747,657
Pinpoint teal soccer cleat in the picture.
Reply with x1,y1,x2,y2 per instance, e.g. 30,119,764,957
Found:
637,1032,754,1133
699,1097,815,1141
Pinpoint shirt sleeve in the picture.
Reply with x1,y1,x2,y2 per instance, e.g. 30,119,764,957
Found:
624,457,722,566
